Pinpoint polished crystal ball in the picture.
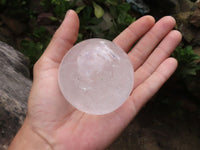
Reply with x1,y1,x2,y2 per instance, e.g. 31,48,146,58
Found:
58,38,134,115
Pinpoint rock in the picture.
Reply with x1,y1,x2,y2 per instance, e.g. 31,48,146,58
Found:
143,0,199,45
179,23,197,43
193,31,200,45
143,0,195,16
0,41,32,150
175,9,200,44
196,0,200,8
178,0,196,12
126,0,150,15
144,0,179,13
176,11,193,22
190,8,200,27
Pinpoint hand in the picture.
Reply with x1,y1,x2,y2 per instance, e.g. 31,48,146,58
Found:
9,10,182,150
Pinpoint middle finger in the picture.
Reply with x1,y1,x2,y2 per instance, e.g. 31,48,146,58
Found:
128,16,176,70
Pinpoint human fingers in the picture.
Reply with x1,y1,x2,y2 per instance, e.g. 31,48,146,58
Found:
128,16,176,70
134,30,182,88
113,15,155,52
130,58,178,112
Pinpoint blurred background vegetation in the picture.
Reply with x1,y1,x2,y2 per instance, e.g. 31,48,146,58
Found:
0,0,199,77
0,0,200,149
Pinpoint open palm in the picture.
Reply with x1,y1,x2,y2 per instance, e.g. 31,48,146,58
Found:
26,10,181,150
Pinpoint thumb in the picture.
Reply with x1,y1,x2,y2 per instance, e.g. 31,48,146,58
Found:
34,10,80,77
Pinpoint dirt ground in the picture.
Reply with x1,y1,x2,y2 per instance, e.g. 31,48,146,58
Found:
108,80,200,150
108,102,200,150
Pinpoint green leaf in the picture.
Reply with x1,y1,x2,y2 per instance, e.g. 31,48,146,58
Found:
184,68,197,76
76,5,85,13
88,17,103,25
117,3,130,13
33,26,47,39
109,6,118,18
117,12,135,25
21,1,26,5
172,46,200,78
77,33,83,42
105,0,118,5
49,16,58,21
20,40,44,66
0,0,6,5
92,2,104,18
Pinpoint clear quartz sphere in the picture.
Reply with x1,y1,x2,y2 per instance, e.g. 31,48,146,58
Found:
58,38,134,115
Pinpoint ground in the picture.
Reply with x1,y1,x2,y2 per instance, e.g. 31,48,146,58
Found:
109,98,200,150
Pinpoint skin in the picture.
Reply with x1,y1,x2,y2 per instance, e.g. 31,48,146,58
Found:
8,10,182,150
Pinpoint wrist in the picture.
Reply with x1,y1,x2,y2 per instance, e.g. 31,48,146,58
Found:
8,118,53,150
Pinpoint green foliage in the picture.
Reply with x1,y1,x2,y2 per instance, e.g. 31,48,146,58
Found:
39,0,136,40
40,0,78,19
92,2,104,18
0,0,6,5
107,2,135,39
20,26,51,67
20,40,44,67
172,46,200,78
77,1,135,40
17,0,136,67
3,0,200,83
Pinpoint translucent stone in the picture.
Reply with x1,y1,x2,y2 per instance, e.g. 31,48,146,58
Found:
58,38,134,115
